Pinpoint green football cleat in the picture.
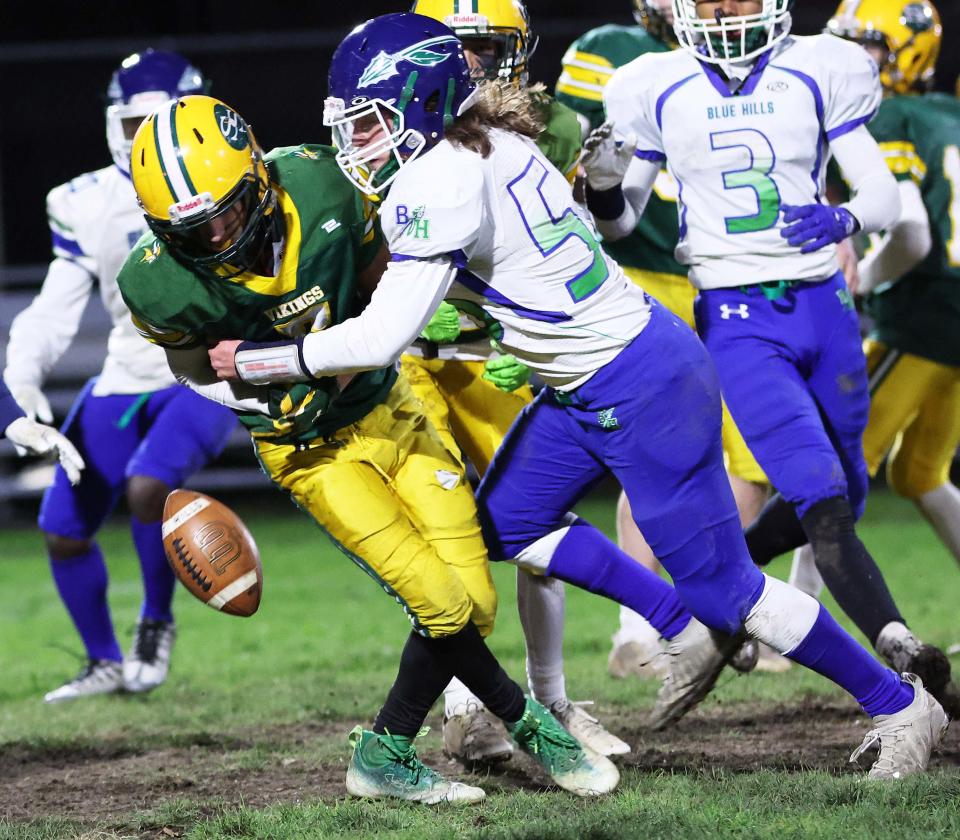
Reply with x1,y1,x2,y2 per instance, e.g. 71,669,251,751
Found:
345,726,486,805
508,699,620,796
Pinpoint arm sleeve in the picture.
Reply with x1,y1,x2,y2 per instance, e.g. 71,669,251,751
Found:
165,346,271,415
857,179,931,294
822,36,882,141
299,256,459,376
603,58,665,161
0,381,26,436
3,257,94,389
591,154,661,241
831,126,901,235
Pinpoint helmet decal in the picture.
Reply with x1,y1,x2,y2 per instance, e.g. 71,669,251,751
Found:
902,2,936,33
358,35,461,88
214,104,250,150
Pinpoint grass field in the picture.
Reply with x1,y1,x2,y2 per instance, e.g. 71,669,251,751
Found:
1,488,958,839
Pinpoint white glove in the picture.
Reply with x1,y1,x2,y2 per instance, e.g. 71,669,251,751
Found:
580,121,638,191
7,382,53,423
5,416,85,485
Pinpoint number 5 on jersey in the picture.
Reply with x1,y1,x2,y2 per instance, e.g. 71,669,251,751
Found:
507,156,609,303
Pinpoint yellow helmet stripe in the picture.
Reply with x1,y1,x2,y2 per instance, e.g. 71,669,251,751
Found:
153,101,198,204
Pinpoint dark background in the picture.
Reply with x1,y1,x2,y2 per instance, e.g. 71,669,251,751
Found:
2,1,959,268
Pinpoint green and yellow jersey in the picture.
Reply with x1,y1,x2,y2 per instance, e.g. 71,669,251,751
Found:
556,23,682,277
118,144,395,445
866,93,960,367
531,87,583,184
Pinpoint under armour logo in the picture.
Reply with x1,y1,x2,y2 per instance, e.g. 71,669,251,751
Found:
720,303,750,320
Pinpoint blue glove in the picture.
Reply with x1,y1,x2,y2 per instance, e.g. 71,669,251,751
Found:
780,204,860,254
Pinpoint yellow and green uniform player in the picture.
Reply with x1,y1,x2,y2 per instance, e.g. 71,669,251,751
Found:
556,0,765,486
119,125,496,644
829,1,960,532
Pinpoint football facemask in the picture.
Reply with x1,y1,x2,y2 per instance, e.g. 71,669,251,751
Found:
672,0,794,65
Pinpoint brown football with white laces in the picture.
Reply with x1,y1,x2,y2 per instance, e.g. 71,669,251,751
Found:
162,489,262,617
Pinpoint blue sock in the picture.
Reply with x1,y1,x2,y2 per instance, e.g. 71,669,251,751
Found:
131,515,175,623
546,519,691,639
49,544,122,662
788,606,913,717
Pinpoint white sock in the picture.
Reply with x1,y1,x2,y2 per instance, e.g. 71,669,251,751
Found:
614,605,662,649
744,574,820,655
788,544,824,599
443,677,480,718
917,483,960,564
517,569,567,708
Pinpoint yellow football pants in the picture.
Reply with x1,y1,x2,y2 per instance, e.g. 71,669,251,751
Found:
400,354,534,477
623,266,768,484
255,375,497,638
863,339,960,498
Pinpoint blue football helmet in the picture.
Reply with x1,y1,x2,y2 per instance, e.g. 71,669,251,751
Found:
106,49,207,174
324,13,476,196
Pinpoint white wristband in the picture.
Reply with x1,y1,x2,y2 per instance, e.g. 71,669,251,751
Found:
235,341,310,385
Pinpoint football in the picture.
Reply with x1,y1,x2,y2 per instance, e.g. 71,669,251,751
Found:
162,489,263,617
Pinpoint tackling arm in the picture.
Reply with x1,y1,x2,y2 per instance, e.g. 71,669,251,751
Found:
229,256,458,384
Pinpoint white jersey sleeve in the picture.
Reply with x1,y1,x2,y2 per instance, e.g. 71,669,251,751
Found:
817,35,882,141
603,54,666,163
381,147,486,260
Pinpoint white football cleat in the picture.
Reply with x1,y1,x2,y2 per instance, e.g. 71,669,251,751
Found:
551,699,630,756
443,703,514,765
607,637,668,681
850,673,949,780
123,619,176,693
44,659,124,703
648,619,739,730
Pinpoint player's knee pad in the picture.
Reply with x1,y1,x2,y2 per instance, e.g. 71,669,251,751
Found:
44,532,93,561
126,474,171,522
668,517,765,634
744,574,820,654
509,513,579,573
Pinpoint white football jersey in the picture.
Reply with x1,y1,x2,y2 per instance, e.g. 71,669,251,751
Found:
381,129,651,390
6,165,174,395
604,35,882,290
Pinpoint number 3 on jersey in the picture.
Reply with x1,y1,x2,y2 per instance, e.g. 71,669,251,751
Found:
507,156,609,303
710,129,781,234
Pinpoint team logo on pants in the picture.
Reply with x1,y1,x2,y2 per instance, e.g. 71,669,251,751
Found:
720,303,750,320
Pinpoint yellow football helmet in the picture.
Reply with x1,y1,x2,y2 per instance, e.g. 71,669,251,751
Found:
412,0,537,85
827,0,942,94
131,95,278,276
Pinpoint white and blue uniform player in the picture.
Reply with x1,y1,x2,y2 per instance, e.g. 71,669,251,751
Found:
217,12,947,778
586,0,954,707
3,50,236,703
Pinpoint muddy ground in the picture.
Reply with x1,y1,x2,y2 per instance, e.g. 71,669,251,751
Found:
2,697,958,832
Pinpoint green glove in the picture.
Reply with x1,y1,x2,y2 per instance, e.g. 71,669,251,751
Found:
420,301,461,344
483,354,532,393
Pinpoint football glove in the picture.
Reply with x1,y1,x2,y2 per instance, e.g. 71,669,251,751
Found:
780,204,860,254
483,354,531,393
581,121,638,191
5,416,84,485
7,382,53,423
420,301,461,344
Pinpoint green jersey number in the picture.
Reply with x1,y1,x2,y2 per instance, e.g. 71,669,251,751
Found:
710,129,781,234
508,155,609,303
